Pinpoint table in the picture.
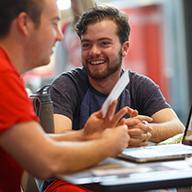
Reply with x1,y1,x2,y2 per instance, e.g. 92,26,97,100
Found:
62,157,192,191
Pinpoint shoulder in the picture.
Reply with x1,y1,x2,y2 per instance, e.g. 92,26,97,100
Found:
129,70,157,84
51,68,88,94
53,68,86,83
128,70,170,115
129,70,159,90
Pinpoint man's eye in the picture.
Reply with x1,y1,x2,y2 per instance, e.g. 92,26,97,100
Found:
81,43,90,49
100,41,111,47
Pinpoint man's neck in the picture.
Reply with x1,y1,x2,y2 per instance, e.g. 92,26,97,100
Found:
0,39,25,74
88,69,122,94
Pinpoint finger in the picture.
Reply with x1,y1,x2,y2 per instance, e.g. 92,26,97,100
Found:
139,123,153,133
141,132,152,142
146,132,152,140
135,115,153,122
128,128,145,137
123,118,141,127
139,142,148,147
128,128,151,142
94,111,103,118
127,107,138,117
105,100,117,119
119,118,126,125
112,106,130,125
128,138,147,147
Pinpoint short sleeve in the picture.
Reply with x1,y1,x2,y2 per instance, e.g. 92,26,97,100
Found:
50,74,78,120
0,70,38,134
129,72,170,116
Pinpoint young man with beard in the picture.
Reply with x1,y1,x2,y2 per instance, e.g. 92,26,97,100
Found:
50,5,184,145
0,1,131,191
40,5,185,192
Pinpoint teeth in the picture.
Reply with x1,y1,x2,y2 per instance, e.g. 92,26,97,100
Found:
90,60,105,65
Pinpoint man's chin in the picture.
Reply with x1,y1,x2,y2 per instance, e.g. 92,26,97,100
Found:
39,59,51,67
88,67,121,80
88,72,109,80
30,63,49,71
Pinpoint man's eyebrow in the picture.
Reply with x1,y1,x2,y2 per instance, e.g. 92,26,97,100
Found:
98,37,112,41
81,39,90,43
81,38,112,42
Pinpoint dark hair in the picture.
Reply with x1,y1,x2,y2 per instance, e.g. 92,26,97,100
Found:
0,0,44,38
75,5,130,44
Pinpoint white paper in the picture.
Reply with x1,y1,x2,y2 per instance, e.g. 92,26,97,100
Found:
101,70,130,117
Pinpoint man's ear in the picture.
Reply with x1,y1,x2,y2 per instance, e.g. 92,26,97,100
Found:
16,12,33,36
121,41,129,57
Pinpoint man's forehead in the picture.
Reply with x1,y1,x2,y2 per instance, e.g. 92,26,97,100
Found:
41,0,59,18
83,20,118,36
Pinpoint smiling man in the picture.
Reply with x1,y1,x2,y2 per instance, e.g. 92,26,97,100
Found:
39,5,185,192
0,1,130,191
50,5,184,145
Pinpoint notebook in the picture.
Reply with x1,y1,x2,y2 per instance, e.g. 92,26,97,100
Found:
118,105,192,163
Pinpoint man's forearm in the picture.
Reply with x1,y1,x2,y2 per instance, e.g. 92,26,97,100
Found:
49,130,84,141
150,119,184,143
50,126,129,177
50,139,112,176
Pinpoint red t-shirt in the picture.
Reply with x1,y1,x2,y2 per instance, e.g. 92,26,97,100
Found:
0,47,38,191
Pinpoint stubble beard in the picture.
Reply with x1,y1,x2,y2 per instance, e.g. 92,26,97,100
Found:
83,50,123,81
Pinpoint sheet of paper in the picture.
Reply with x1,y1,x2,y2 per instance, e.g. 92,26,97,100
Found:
101,70,130,117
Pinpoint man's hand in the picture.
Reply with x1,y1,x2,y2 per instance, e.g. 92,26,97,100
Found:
100,125,130,156
121,114,153,147
82,100,129,140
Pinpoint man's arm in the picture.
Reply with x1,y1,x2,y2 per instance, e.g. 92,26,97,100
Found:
53,106,153,147
53,100,131,134
0,121,129,180
120,107,184,146
150,108,185,143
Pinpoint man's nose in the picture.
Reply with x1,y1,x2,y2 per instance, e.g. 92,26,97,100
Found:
56,28,64,42
89,44,100,56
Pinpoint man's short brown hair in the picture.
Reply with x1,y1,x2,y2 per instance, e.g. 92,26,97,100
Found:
0,0,44,38
75,5,130,44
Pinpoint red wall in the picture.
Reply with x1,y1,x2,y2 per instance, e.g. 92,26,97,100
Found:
122,5,170,100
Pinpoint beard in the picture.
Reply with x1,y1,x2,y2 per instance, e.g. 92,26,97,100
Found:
83,50,123,80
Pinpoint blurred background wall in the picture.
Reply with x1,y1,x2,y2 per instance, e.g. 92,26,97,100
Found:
23,0,192,125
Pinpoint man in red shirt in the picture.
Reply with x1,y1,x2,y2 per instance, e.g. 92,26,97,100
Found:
0,0,131,191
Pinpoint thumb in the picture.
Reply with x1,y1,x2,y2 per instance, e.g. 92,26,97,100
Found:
119,118,126,125
95,111,103,118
